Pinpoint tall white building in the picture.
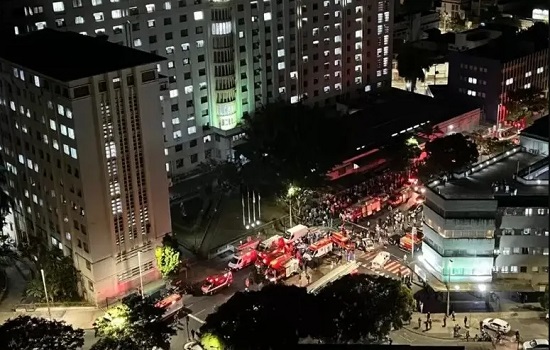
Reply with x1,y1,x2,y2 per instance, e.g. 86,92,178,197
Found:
0,29,172,302
0,0,394,180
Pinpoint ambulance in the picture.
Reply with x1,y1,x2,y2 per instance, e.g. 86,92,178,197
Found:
227,238,260,270
303,237,333,261
371,251,391,270
201,271,233,295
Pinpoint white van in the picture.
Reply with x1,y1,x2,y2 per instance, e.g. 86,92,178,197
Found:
285,224,309,242
371,251,391,269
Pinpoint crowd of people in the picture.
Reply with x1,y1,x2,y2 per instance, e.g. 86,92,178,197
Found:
298,170,410,227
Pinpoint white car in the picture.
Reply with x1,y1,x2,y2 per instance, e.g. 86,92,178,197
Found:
482,318,511,334
363,239,375,251
523,339,549,350
371,251,391,269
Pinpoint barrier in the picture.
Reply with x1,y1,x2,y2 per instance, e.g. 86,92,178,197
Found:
307,261,360,294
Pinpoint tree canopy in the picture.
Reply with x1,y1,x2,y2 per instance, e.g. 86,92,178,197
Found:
419,133,479,179
93,293,176,350
25,250,80,302
240,101,348,190
396,44,435,91
504,87,547,123
155,245,181,278
200,274,414,348
382,134,422,172
0,315,84,350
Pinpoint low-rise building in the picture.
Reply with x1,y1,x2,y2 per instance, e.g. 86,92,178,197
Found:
420,115,549,292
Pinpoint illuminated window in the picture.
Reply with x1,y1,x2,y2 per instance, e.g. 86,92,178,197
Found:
196,40,204,48
52,1,65,12
75,16,85,24
133,38,142,46
505,78,513,85
93,12,104,22
169,89,178,98
277,49,285,57
184,85,193,94
187,126,197,134
111,9,122,19
525,71,532,77
536,67,544,74
49,119,57,131
468,77,477,84
194,11,203,20
264,12,272,21
278,62,285,70
524,83,531,89
172,117,180,125
146,4,155,13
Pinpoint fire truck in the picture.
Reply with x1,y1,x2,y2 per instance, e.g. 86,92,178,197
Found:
155,293,184,320
228,238,260,270
265,257,300,282
364,197,381,217
303,237,333,262
331,232,354,250
201,271,233,295
399,233,422,252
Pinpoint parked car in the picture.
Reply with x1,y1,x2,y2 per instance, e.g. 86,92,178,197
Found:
481,318,511,334
523,339,549,350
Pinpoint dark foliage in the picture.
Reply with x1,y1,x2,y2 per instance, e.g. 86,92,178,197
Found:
0,315,84,350
200,275,414,348
397,44,434,91
420,133,479,179
240,101,348,190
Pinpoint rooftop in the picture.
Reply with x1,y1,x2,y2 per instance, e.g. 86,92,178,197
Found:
339,88,481,157
0,29,164,82
429,151,547,200
521,115,549,142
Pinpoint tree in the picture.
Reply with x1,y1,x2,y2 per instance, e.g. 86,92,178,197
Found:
504,87,547,124
90,337,141,350
0,315,84,350
0,157,12,227
240,101,349,190
382,134,422,172
540,286,549,310
155,245,181,278
314,274,414,343
420,133,479,179
94,293,176,350
25,250,80,302
0,233,17,266
200,284,315,349
397,44,434,92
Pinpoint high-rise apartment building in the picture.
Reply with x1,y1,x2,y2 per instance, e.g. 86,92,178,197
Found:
0,29,171,302
0,0,394,179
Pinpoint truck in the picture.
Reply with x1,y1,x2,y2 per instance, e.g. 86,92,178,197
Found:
285,224,309,242
265,258,300,282
303,237,333,261
201,271,233,295
255,249,285,271
399,233,422,252
331,232,354,249
364,197,381,217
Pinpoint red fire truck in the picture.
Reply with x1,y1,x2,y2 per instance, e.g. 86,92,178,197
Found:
201,271,233,295
399,233,422,252
227,238,260,270
155,293,184,320
364,197,381,217
265,257,300,282
331,232,354,249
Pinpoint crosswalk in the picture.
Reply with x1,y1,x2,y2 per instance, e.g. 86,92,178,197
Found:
356,250,411,278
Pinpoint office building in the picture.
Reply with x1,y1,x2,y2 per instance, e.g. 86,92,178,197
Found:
0,0,395,179
0,29,172,302
448,28,548,123
420,116,549,292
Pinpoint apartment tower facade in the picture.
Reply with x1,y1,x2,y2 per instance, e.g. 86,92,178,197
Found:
0,0,394,180
0,30,171,302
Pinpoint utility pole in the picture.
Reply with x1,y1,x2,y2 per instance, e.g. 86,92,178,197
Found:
40,269,52,320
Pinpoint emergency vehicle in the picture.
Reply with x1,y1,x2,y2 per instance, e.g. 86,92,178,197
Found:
303,237,333,261
227,239,260,270
257,235,283,253
201,271,233,295
364,197,381,217
255,249,285,270
331,232,354,249
265,258,300,282
155,293,184,320
399,233,422,252
255,236,287,270
371,251,391,269
266,251,293,270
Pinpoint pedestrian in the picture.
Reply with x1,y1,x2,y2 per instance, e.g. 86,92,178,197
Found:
479,321,483,331
388,337,393,345
451,310,456,321
425,321,429,331
306,274,311,284
516,330,520,343
427,312,431,321
428,319,432,330
418,317,422,329
466,330,470,342
442,315,447,327
191,329,196,340
464,315,468,328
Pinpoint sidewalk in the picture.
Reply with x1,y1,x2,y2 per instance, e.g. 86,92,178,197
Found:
403,311,545,340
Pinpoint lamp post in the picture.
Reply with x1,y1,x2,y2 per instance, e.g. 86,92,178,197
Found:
241,195,246,227
287,185,298,227
137,251,144,298
257,193,262,223
446,259,453,316
40,269,52,320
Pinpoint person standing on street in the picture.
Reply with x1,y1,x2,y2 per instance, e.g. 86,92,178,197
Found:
464,316,468,328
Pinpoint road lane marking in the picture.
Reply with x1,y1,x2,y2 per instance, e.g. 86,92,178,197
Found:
195,309,206,316
188,313,206,324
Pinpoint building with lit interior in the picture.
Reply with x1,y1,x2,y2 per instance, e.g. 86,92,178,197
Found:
420,116,549,292
0,0,395,179
0,29,172,302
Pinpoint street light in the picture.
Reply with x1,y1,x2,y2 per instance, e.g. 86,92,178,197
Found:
137,251,144,298
478,284,487,292
287,185,299,227
40,269,52,320
446,259,453,316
